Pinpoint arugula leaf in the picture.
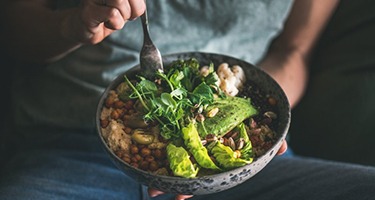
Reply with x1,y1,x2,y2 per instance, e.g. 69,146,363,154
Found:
169,70,184,89
136,77,158,94
170,85,186,97
161,93,176,108
191,82,214,106
203,71,219,87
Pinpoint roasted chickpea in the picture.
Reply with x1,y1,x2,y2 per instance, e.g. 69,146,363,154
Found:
145,155,155,162
140,147,151,157
125,100,134,110
113,100,125,108
122,154,131,163
134,154,142,162
139,160,149,170
130,162,139,168
152,149,162,159
111,109,123,120
105,96,115,108
131,157,138,163
130,145,139,154
149,161,159,171
124,127,132,134
268,96,277,106
100,119,109,128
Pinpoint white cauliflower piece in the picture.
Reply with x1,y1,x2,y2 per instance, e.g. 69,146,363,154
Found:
231,65,246,88
216,63,246,96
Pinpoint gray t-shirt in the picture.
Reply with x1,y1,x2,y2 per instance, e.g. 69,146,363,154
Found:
11,0,293,134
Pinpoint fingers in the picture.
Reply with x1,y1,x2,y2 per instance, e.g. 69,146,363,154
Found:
103,7,126,30
82,3,124,29
102,0,145,20
276,139,288,155
148,188,193,200
74,0,145,44
128,0,147,19
175,194,194,200
83,0,145,30
148,188,165,198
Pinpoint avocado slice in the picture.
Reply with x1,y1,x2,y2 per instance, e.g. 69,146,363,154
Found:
197,97,258,138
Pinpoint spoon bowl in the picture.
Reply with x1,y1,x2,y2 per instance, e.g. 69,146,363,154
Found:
139,2,163,79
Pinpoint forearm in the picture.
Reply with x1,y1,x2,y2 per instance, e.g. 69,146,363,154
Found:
259,0,339,108
1,0,82,64
259,47,307,108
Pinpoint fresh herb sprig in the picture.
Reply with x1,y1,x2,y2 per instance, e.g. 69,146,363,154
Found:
125,58,220,139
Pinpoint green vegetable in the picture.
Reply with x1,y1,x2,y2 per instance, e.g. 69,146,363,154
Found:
209,142,253,169
237,122,253,159
131,129,155,145
116,82,132,101
197,97,258,137
189,82,214,106
125,75,188,139
126,58,219,140
166,143,199,178
182,122,221,171
167,58,201,92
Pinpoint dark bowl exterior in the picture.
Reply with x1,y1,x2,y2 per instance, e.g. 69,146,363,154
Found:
96,52,291,195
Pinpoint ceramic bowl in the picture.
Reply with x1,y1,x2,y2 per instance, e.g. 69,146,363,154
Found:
96,52,291,195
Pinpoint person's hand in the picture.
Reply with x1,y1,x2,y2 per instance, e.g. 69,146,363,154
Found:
277,139,288,155
148,188,194,200
62,0,146,45
148,140,288,200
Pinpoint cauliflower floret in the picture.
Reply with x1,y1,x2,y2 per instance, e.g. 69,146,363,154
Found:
231,65,246,88
216,63,246,96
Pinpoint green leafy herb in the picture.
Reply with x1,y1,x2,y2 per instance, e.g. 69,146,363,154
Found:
126,58,220,139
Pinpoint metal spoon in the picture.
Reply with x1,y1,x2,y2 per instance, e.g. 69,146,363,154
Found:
139,3,163,79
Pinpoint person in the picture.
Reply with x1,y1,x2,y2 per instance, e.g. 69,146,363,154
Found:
287,0,375,166
1,0,375,200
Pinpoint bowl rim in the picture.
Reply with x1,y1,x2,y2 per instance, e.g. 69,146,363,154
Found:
95,51,291,181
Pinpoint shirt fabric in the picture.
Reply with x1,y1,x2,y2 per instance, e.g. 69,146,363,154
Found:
11,0,293,135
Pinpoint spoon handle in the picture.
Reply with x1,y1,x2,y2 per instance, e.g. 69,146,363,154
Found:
139,1,164,78
140,6,152,45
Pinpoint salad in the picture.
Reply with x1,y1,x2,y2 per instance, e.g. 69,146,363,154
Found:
100,58,278,178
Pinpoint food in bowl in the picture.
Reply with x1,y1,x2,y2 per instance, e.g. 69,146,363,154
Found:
99,57,280,178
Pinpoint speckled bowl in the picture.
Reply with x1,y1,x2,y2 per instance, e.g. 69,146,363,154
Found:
96,52,291,195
